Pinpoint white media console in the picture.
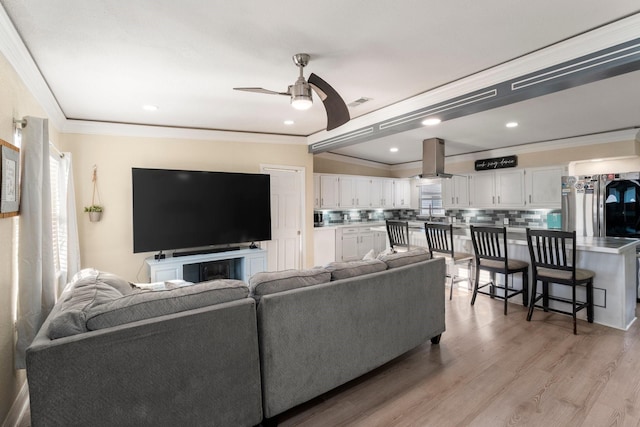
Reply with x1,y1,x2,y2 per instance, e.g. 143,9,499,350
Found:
145,248,267,283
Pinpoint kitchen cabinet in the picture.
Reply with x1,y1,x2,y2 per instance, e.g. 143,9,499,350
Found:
394,180,411,208
469,173,496,207
442,175,469,208
469,170,525,208
373,231,387,253
525,166,564,208
314,227,336,265
370,178,394,208
337,226,377,261
339,175,357,208
495,169,525,207
319,175,340,208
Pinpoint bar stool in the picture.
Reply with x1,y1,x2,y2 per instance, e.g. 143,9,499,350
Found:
469,226,529,315
385,220,411,252
525,228,594,334
424,223,473,300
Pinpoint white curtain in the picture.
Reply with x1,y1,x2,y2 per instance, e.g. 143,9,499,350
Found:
15,117,56,369
55,152,81,288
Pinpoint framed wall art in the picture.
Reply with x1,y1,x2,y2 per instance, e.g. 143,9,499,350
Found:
0,139,20,218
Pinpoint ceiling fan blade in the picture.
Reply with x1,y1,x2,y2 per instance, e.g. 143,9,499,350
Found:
233,87,289,96
308,73,350,131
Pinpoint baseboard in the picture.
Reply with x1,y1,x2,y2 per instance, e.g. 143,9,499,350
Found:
2,380,29,427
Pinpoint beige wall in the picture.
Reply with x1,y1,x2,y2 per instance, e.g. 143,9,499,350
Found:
61,133,314,282
314,154,393,177
0,52,60,423
320,139,640,177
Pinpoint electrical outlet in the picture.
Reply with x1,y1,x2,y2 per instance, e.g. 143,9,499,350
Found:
503,218,509,225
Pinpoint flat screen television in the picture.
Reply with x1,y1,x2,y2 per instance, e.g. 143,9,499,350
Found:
132,168,271,254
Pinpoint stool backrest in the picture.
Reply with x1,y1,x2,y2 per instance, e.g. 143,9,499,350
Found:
424,223,455,257
386,220,410,251
470,226,508,268
526,228,577,281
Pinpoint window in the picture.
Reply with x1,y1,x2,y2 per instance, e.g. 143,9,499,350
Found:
419,182,444,217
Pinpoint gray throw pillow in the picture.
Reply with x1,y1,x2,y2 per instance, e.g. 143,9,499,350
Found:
324,259,387,281
378,248,431,269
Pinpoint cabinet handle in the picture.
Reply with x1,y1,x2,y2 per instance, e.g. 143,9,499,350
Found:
352,198,355,205
357,198,359,205
456,197,459,204
493,196,495,204
498,196,501,204
452,197,454,204
529,195,532,203
321,198,323,205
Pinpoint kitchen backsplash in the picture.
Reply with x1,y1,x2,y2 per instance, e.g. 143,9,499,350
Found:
315,208,561,228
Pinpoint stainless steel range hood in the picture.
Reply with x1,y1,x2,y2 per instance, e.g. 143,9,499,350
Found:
421,137,452,178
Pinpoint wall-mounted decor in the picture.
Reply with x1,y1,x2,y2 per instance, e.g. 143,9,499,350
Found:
0,139,20,218
475,155,518,171
84,165,103,222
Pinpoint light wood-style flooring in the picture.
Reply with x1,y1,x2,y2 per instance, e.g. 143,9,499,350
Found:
277,288,640,427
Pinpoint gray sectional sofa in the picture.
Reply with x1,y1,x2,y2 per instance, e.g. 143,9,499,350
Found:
26,250,446,426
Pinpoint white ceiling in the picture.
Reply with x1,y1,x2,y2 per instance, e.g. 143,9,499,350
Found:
1,1,639,164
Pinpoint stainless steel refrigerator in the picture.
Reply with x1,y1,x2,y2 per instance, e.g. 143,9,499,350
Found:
561,175,602,237
562,172,640,238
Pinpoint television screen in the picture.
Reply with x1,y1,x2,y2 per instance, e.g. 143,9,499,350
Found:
132,168,272,253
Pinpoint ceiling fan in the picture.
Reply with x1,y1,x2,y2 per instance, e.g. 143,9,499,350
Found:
234,53,350,131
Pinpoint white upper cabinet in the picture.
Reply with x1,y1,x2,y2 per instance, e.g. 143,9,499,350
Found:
442,175,469,208
525,166,565,208
469,173,496,207
319,175,340,208
495,169,525,208
393,180,411,208
314,173,414,210
469,170,525,208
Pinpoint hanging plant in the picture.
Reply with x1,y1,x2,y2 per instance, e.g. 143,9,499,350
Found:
84,165,103,222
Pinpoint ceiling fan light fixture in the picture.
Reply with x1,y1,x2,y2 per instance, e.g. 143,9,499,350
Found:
291,96,313,110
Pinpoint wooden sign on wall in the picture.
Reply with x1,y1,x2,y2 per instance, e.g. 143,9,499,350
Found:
474,155,518,171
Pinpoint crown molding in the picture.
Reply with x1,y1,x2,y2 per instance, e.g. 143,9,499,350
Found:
308,13,640,146
0,4,66,130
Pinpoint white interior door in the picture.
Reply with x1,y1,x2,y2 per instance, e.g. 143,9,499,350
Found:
261,165,304,271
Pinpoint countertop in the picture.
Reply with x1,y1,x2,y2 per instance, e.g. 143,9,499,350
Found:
367,224,640,255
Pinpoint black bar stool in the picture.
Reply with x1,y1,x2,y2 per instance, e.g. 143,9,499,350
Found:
469,226,529,315
525,228,595,334
385,220,411,252
424,223,473,300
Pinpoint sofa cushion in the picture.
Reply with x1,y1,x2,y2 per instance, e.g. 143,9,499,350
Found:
249,268,331,300
324,259,387,281
378,248,431,269
47,276,125,339
85,279,249,331
66,268,134,295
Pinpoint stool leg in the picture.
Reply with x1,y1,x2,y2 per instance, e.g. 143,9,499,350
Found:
542,281,549,312
503,273,508,316
587,280,594,323
471,263,480,306
572,284,577,335
490,272,496,298
522,270,528,307
449,261,454,300
527,279,537,321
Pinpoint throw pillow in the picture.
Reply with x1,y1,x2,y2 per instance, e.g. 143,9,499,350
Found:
378,248,431,269
324,259,387,281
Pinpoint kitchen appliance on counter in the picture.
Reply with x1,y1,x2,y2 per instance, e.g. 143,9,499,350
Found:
561,172,640,238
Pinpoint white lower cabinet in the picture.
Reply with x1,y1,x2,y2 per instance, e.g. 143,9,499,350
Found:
336,226,379,261
314,227,336,266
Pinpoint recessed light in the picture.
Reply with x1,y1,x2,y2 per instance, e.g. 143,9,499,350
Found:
506,122,518,128
143,105,158,111
284,120,294,125
390,147,399,153
422,118,441,126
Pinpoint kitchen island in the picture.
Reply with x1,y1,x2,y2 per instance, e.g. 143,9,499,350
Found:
371,224,639,330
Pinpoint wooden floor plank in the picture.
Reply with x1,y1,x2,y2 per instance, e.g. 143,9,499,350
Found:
278,289,640,427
